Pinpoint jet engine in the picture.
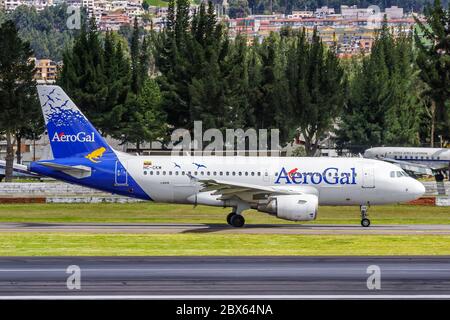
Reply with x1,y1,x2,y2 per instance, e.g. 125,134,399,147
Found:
257,194,318,221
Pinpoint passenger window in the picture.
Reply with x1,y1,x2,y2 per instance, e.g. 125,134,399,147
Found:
144,171,147,175
220,172,223,176
232,172,236,176
200,171,204,175
257,172,261,176
163,171,166,175
213,172,216,175
150,171,153,175
169,171,172,175
156,171,160,175
226,172,229,176
175,171,179,175
238,172,242,176
251,172,255,176
245,172,248,176
207,172,210,176
390,171,395,178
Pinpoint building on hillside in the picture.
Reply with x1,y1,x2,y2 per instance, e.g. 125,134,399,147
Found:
2,0,54,11
385,6,404,19
99,11,130,30
315,6,335,18
32,58,58,82
288,10,314,19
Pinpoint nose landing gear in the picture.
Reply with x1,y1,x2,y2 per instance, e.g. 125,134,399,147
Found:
360,205,370,227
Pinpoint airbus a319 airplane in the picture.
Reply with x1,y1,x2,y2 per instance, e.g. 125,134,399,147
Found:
29,85,426,228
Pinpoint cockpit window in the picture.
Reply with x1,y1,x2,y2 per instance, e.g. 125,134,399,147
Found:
391,171,408,178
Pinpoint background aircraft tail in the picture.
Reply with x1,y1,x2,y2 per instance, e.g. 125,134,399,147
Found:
37,85,112,159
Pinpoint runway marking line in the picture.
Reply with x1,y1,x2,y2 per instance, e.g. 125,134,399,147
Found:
0,295,450,300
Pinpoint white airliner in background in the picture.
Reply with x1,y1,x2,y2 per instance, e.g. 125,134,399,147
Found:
365,147,450,179
28,85,426,228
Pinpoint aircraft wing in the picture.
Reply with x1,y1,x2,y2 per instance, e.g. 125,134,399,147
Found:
192,176,318,201
378,157,435,175
38,162,92,179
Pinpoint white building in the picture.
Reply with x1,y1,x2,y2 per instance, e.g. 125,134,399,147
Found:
340,5,372,19
385,6,404,19
2,0,54,11
315,6,335,18
288,10,314,19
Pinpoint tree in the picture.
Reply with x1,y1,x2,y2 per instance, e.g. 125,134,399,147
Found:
59,20,131,137
337,21,424,153
288,28,345,155
130,17,141,94
414,0,450,144
256,33,290,146
118,79,167,152
0,20,38,180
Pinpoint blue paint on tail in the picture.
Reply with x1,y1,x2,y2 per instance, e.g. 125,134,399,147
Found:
31,85,151,201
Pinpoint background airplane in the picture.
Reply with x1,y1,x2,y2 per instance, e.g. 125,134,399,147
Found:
28,85,426,228
364,147,450,181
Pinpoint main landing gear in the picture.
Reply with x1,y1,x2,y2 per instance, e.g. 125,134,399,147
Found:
226,202,249,228
360,205,370,227
227,212,245,228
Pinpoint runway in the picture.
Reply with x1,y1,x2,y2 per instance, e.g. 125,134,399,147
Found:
1,222,450,235
0,257,449,298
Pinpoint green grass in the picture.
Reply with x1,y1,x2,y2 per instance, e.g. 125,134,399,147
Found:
144,0,168,7
0,203,448,225
0,233,449,256
0,203,448,256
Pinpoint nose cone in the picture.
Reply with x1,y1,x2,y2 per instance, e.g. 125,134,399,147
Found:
409,180,426,199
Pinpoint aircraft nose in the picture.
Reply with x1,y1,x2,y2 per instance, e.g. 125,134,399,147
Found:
408,179,426,198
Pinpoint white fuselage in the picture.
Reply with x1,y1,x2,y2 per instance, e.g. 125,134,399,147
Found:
365,147,450,168
117,155,425,206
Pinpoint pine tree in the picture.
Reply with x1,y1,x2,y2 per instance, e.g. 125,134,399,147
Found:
59,22,130,136
0,20,38,179
130,17,141,94
118,79,167,153
337,20,424,152
414,0,450,144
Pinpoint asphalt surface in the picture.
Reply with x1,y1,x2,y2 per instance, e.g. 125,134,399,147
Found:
1,222,450,235
0,257,449,298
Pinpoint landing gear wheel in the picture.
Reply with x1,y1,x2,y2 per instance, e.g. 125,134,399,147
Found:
361,218,371,228
360,205,370,228
226,212,236,225
230,214,245,228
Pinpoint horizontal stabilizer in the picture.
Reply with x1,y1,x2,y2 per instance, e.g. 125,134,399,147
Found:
38,162,92,179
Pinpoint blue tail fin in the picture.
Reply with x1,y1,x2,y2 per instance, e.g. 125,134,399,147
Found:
37,85,112,159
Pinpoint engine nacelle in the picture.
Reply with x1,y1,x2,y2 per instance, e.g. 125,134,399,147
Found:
257,194,318,221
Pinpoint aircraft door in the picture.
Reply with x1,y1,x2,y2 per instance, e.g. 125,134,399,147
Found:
115,160,128,186
362,166,375,188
